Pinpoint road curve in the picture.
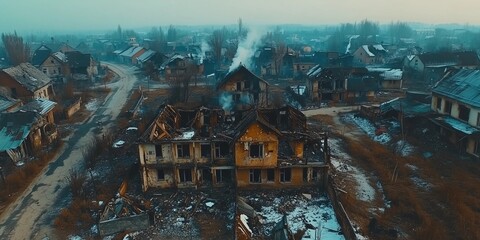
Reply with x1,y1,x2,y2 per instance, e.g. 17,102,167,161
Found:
0,63,139,240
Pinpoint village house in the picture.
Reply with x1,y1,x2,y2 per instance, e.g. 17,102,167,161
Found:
367,67,404,89
217,65,269,109
306,66,378,103
0,94,22,112
403,51,480,90
161,55,203,83
352,44,388,65
137,104,329,191
430,69,480,157
0,63,54,101
119,46,145,65
31,45,70,82
65,51,98,80
0,111,45,165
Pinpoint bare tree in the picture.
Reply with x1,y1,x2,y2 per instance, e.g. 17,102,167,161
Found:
209,30,224,68
166,59,198,103
167,25,177,42
273,42,287,79
1,32,30,65
148,26,165,51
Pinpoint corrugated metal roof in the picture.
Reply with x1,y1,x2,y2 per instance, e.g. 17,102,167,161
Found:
120,46,144,58
433,69,480,108
0,95,21,112
19,98,56,115
0,111,39,151
137,50,156,63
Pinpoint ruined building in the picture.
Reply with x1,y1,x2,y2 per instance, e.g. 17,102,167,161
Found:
217,65,269,110
138,105,329,191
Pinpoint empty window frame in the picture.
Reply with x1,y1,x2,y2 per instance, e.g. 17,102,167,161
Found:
444,101,452,115
179,169,192,182
157,169,165,180
177,144,190,158
201,144,211,158
249,169,261,183
249,143,264,158
215,169,232,183
458,105,470,122
266,169,275,182
155,145,163,158
214,142,229,158
280,168,291,182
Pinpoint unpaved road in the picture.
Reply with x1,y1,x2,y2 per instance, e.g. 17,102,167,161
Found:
0,63,140,240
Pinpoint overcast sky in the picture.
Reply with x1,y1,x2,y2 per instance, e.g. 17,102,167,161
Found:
1,0,479,33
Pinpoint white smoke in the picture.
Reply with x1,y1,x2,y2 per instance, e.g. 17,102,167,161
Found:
200,40,210,61
229,27,265,72
219,92,233,111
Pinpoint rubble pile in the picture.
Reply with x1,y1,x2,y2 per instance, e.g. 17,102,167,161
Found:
239,189,345,239
136,189,235,239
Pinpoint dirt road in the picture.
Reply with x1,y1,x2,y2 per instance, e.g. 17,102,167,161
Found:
0,63,139,240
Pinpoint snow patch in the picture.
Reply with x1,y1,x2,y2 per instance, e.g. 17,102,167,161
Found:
85,99,99,112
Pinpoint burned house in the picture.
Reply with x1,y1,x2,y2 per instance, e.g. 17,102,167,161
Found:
138,105,233,191
430,69,480,156
0,63,54,101
138,105,329,191
217,65,269,109
161,55,203,82
306,66,379,103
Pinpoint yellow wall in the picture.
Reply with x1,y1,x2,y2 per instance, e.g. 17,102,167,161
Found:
235,122,278,168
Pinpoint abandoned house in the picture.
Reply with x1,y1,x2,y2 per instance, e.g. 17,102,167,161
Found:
31,45,68,82
352,44,388,65
65,51,98,80
367,67,404,90
119,46,145,65
0,111,45,165
0,63,54,101
161,54,203,83
403,51,480,91
137,104,329,191
306,66,379,103
0,94,22,112
216,65,269,110
430,69,480,157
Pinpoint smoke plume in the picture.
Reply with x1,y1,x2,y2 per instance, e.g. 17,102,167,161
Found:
229,27,265,72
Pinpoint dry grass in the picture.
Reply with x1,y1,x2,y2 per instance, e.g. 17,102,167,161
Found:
337,134,480,239
0,141,64,214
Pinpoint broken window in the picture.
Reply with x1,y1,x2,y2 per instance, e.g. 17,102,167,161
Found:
303,168,308,182
201,144,211,158
177,144,190,158
477,113,480,127
244,80,251,89
475,140,480,155
280,168,291,183
312,170,318,180
444,101,452,115
155,145,163,158
458,105,470,122
266,169,275,182
249,169,261,183
215,169,232,183
214,142,229,158
157,169,165,180
236,81,242,91
249,143,264,158
179,169,192,182
436,97,442,111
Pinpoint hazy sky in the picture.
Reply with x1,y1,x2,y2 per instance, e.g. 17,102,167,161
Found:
1,0,479,33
